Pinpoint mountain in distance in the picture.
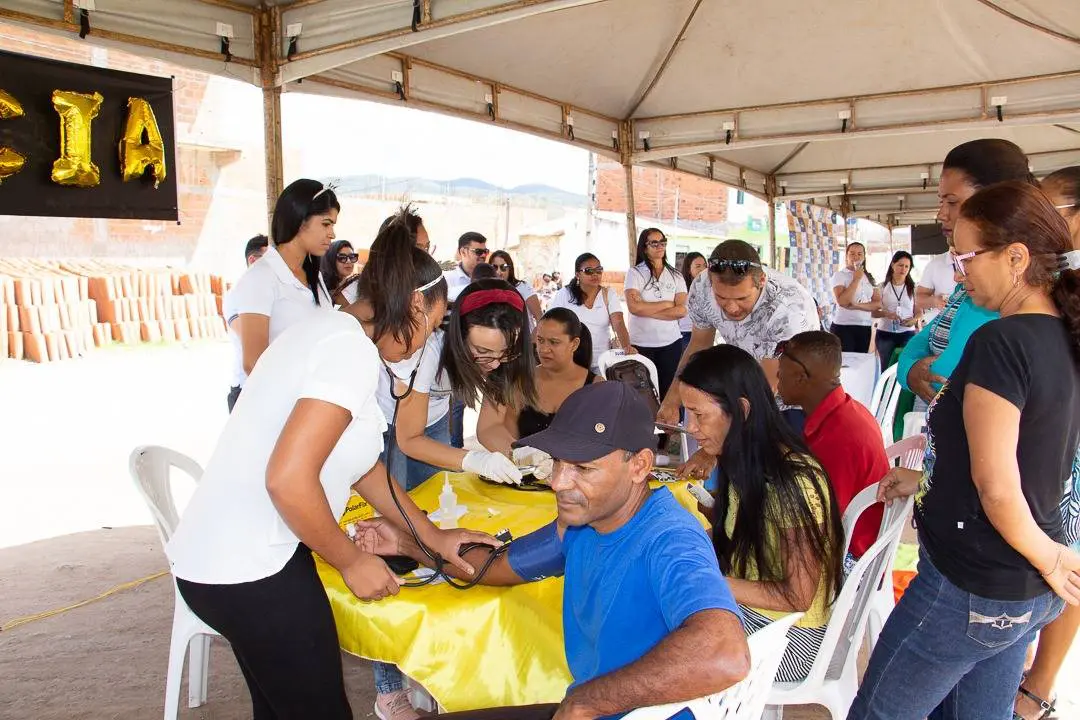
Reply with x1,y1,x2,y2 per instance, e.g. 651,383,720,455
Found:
331,174,586,207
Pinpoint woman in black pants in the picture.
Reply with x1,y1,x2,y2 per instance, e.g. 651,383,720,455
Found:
623,228,688,407
166,211,497,719
829,242,881,352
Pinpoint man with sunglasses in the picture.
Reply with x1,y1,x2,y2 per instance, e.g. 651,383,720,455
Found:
445,231,490,303
658,240,819,430
775,331,889,570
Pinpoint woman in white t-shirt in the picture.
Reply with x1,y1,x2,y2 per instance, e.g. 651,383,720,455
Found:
624,228,688,403
227,179,336,405
679,251,708,350
320,239,360,306
829,242,881,352
548,252,634,372
489,250,542,325
872,250,921,370
166,213,498,720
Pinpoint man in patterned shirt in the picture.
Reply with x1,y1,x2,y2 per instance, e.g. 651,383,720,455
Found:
658,240,820,429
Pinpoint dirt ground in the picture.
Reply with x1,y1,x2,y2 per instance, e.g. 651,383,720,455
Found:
0,342,1075,719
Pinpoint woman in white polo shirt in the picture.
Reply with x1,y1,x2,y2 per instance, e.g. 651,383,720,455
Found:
548,252,634,373
623,228,688,405
489,250,543,325
166,213,496,720
829,241,881,352
871,250,921,370
226,179,336,408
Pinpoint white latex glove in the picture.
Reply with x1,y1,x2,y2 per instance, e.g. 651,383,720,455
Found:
462,449,523,485
512,446,554,481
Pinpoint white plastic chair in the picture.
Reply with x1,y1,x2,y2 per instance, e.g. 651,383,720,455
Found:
597,348,660,394
840,435,924,652
867,364,902,446
129,445,219,720
764,489,911,720
624,612,803,720
902,411,927,439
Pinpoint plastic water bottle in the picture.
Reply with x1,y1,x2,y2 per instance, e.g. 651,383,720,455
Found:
438,472,458,529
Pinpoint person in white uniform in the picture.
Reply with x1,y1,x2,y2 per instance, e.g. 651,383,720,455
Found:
166,213,497,720
915,250,958,324
871,250,921,370
678,252,708,350
624,228,688,405
320,239,360,306
226,179,336,410
489,250,543,325
828,241,881,352
223,234,268,411
548,252,634,373
444,230,490,448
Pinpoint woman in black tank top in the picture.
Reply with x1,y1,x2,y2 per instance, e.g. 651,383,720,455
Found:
477,308,601,456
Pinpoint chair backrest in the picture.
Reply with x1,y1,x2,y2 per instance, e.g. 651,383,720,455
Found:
622,612,803,720
838,435,923,558
868,363,898,418
128,445,203,546
885,434,926,472
902,411,927,439
811,494,911,686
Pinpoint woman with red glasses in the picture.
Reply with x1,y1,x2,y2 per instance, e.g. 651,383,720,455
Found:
548,252,634,373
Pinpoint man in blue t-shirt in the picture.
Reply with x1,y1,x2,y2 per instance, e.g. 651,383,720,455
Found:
364,382,747,719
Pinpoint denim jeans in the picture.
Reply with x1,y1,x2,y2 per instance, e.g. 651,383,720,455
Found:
374,414,452,694
449,398,466,449
381,413,451,491
847,550,1064,720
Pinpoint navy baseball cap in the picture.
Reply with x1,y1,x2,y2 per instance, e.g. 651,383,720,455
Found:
514,382,656,463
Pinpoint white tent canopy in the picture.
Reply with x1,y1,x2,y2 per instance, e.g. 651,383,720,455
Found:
3,0,1080,230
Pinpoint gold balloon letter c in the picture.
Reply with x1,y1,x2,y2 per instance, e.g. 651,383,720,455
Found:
0,89,27,184
51,89,103,187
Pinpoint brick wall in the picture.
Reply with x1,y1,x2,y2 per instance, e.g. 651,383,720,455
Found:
595,157,729,225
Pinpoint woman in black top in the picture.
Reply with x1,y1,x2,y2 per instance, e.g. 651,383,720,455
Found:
848,182,1080,720
478,308,601,477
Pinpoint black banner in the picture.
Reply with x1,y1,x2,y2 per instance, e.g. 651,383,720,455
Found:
0,49,178,220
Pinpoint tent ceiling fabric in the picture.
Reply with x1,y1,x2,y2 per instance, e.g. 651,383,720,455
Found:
3,0,1079,225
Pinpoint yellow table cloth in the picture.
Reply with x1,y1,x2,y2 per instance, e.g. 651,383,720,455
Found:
316,472,703,712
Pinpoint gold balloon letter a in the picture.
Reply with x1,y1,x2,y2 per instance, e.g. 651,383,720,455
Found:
0,89,27,184
120,97,167,188
51,89,103,187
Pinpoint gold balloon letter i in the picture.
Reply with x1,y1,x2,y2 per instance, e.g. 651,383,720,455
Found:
0,89,27,184
120,97,167,188
51,90,103,187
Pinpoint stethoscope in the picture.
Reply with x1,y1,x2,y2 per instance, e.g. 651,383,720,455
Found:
382,315,431,402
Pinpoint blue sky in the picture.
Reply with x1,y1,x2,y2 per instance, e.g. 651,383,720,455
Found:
282,93,591,195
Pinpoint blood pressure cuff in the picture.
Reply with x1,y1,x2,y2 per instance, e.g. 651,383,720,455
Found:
506,521,565,582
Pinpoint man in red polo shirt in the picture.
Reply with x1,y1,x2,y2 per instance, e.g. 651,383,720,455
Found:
776,331,890,568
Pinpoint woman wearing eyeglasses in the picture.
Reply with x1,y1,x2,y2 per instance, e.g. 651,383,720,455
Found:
489,250,543,325
548,252,634,373
226,179,337,410
320,240,360,306
166,210,497,720
848,182,1080,720
624,228,688,410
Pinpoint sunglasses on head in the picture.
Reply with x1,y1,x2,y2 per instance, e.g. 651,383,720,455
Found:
579,266,604,276
469,248,490,258
709,258,761,275
491,263,510,272
774,339,812,378
337,253,359,263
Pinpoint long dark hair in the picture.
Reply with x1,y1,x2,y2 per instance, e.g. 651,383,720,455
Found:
845,242,876,285
959,181,1080,362
883,250,915,298
352,208,447,349
442,278,537,410
679,345,843,609
635,227,675,270
320,240,354,296
539,307,593,370
567,252,600,305
271,178,340,306
1044,166,1080,216
489,250,521,286
681,251,705,290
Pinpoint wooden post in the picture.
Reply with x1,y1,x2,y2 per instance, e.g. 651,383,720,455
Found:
764,175,778,268
619,121,638,265
257,7,284,229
